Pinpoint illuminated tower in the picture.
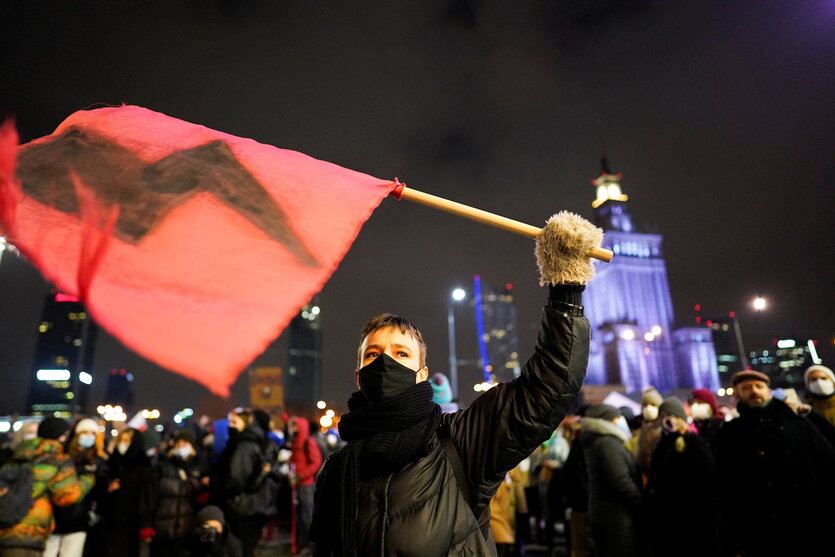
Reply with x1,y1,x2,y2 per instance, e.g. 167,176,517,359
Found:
583,158,719,392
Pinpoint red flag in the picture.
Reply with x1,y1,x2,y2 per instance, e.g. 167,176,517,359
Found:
1,106,396,395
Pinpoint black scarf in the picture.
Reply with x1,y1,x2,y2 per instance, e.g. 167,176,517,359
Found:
311,380,441,556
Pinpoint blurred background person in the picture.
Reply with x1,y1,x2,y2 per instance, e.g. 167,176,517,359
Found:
489,465,527,557
645,398,719,557
581,404,641,557
804,364,835,427
288,417,321,555
139,430,207,556
626,387,663,484
214,409,275,557
45,418,107,557
178,505,241,557
716,370,835,556
98,428,152,557
688,389,723,449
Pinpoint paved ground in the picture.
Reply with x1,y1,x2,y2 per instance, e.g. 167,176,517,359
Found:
254,523,569,556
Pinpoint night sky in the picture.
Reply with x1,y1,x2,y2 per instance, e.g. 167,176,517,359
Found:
1,0,833,418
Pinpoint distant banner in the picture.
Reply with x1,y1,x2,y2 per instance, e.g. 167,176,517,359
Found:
249,366,285,414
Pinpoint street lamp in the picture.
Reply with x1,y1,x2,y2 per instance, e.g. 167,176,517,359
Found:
752,297,767,311
448,288,467,399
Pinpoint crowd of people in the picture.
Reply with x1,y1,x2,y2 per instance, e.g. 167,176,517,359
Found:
487,365,835,557
1,363,832,557
0,408,333,557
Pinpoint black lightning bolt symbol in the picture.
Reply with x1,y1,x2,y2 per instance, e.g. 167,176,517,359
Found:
15,127,320,268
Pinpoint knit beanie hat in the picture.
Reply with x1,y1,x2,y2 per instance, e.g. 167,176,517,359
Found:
196,505,225,526
585,404,621,422
659,397,687,421
804,365,835,387
689,389,718,416
74,418,100,434
642,387,663,407
431,373,453,405
38,416,69,440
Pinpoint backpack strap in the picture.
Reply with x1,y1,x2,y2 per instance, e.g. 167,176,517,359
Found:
437,424,491,540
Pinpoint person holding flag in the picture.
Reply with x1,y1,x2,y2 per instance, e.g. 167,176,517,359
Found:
309,211,600,556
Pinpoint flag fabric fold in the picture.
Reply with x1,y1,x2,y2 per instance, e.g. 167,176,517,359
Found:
1,106,396,395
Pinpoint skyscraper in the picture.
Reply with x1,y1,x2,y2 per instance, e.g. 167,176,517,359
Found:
27,293,98,416
583,159,719,393
749,339,823,390
285,299,323,416
477,281,521,383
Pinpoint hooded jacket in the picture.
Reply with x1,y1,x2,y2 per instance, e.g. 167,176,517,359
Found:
289,418,322,487
580,416,641,557
0,438,95,550
314,295,589,556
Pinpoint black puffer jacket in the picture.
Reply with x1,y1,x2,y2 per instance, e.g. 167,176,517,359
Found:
140,453,205,540
316,288,589,556
219,424,276,519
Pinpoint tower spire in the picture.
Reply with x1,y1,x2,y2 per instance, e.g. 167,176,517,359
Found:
596,121,612,175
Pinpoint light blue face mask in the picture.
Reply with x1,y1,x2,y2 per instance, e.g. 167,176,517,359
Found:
77,433,96,449
173,445,193,460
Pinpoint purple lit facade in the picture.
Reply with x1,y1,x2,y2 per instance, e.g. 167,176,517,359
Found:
583,162,720,393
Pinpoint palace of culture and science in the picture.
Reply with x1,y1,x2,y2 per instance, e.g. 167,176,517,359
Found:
583,159,720,393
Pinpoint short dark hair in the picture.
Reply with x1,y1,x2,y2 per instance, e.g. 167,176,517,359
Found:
357,313,427,369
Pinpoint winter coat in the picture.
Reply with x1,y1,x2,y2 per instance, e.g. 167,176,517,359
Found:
807,392,835,427
645,431,720,557
140,452,205,540
715,399,835,556
220,424,277,518
0,438,95,550
692,417,724,452
488,467,526,544
581,416,642,557
289,418,322,487
52,454,108,534
314,301,589,556
625,418,662,477
99,431,153,557
562,437,588,513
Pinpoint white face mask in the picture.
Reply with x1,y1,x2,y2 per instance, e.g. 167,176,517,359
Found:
173,445,193,460
642,405,659,421
117,442,130,455
809,379,835,397
690,402,712,420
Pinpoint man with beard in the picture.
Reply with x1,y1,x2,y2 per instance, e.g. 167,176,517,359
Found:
716,370,835,557
309,212,599,556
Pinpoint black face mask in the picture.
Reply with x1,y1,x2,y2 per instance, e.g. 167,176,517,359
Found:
357,353,420,404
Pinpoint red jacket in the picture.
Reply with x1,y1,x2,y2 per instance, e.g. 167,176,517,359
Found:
289,418,322,486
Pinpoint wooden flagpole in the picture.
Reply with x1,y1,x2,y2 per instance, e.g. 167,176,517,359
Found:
390,184,614,263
